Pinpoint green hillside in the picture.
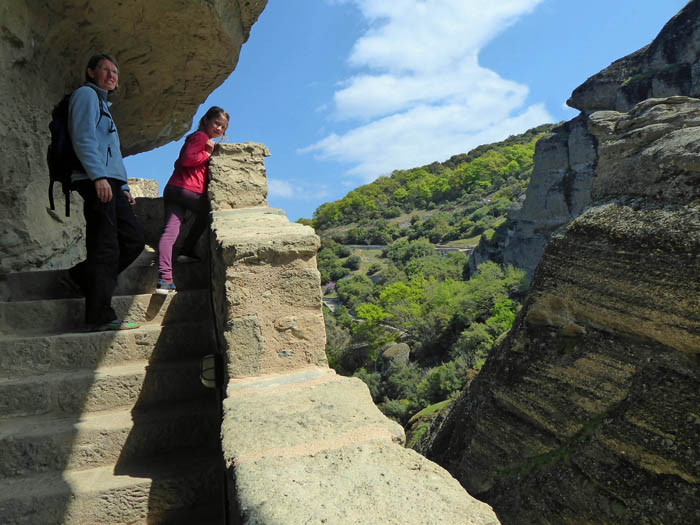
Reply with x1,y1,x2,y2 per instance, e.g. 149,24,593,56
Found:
308,124,554,435
311,123,554,247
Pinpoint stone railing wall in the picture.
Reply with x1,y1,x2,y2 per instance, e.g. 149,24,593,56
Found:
206,143,500,524
207,143,328,378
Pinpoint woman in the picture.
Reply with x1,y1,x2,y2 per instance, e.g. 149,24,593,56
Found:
66,53,144,331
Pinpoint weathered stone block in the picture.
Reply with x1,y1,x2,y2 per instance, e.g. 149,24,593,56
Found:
210,206,327,378
224,315,264,378
208,142,270,210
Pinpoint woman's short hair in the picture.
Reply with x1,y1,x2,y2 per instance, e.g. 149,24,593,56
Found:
85,53,120,89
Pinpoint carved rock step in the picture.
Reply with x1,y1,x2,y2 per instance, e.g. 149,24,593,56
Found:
0,452,224,525
0,359,215,419
0,401,220,478
0,321,216,379
223,368,500,524
0,289,211,336
0,248,209,302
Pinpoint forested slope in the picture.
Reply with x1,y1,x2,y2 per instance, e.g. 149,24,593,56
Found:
307,124,554,436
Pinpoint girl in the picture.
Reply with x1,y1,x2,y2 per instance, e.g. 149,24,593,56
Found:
156,106,229,294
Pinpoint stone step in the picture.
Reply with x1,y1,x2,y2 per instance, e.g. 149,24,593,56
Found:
0,248,209,302
0,452,224,525
222,368,500,524
0,359,215,419
0,321,216,379
0,401,221,479
0,289,211,336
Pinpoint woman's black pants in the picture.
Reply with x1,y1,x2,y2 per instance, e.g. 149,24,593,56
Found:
70,178,144,325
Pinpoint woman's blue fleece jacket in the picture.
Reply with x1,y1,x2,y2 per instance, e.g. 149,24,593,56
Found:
68,82,129,192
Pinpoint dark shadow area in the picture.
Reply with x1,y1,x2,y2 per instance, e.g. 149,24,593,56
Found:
0,201,226,524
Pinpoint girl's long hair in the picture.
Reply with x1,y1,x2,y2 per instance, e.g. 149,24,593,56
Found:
198,106,230,140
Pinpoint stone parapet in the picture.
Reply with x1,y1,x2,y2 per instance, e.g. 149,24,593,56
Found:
207,141,327,379
210,208,327,380
207,143,497,524
208,142,270,211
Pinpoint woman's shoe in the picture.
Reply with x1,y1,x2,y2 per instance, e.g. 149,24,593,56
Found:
155,279,177,295
92,319,140,331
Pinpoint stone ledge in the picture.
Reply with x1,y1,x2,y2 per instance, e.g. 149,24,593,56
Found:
222,368,500,524
211,208,320,264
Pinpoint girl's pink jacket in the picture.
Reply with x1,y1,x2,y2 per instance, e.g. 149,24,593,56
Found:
167,130,210,194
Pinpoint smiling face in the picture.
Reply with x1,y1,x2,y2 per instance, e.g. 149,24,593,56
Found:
88,59,119,91
204,115,228,139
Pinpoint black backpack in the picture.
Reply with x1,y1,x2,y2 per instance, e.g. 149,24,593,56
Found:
47,85,99,216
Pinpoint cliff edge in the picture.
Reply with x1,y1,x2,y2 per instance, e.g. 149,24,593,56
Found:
427,2,700,524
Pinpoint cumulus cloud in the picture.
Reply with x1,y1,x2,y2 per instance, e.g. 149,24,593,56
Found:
268,178,331,202
305,0,552,182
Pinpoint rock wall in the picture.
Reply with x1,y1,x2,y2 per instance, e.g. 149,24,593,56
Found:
469,115,597,278
426,2,700,522
568,0,700,113
0,0,266,273
486,0,700,279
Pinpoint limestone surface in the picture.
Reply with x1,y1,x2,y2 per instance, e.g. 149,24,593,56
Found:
222,368,500,525
208,142,270,210
209,208,327,377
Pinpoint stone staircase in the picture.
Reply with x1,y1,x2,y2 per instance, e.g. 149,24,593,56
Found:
0,248,226,524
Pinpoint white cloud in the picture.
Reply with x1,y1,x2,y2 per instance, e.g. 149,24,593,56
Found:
268,178,331,201
306,0,552,182
267,179,295,198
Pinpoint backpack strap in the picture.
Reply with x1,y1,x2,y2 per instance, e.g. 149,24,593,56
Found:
58,85,105,217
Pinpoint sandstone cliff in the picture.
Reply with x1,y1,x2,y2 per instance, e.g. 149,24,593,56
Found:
427,2,700,524
0,0,266,273
484,0,700,279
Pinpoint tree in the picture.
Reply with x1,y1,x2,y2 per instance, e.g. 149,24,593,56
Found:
449,323,493,369
336,275,376,311
343,255,362,271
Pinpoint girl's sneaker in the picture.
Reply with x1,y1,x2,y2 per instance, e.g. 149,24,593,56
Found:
155,279,177,295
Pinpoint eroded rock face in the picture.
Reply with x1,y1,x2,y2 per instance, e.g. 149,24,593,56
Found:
427,97,700,524
0,0,266,272
568,0,700,112
208,142,270,210
479,0,700,280
486,115,598,278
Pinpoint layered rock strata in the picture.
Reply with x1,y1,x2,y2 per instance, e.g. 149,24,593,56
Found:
427,97,700,524
0,0,266,273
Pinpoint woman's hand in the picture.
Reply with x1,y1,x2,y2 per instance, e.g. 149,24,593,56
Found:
95,179,112,203
205,139,215,154
124,190,135,206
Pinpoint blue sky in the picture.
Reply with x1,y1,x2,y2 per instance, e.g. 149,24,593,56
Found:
124,0,688,221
